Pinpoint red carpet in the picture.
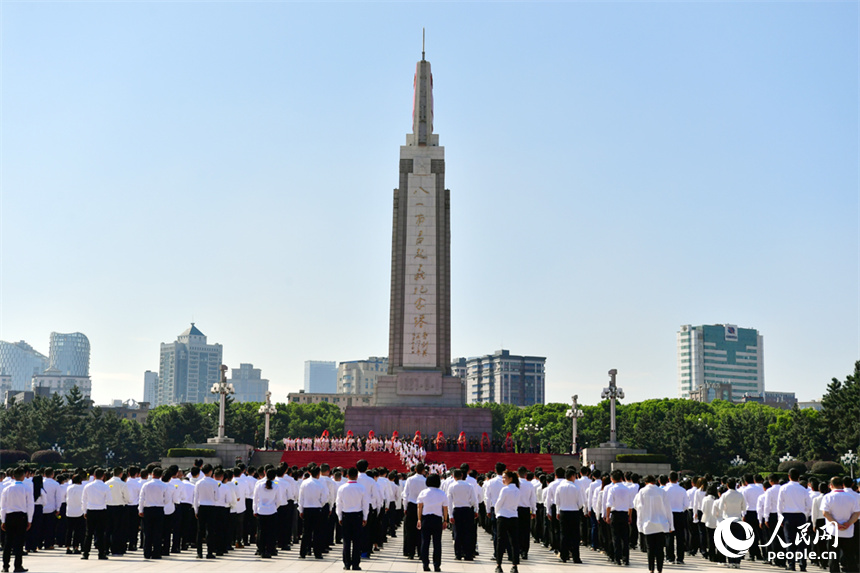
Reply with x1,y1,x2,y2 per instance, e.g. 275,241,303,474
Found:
276,450,554,474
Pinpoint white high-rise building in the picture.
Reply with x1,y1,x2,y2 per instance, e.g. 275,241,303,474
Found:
143,370,158,405
677,324,764,401
48,332,90,376
31,368,91,399
337,357,388,395
229,363,269,403
0,341,49,391
155,324,223,406
304,360,336,393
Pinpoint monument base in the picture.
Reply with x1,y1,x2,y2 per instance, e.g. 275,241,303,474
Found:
207,437,235,444
581,446,646,473
190,441,254,466
373,372,465,407
345,406,491,438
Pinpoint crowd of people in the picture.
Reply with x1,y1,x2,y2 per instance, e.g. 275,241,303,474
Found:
278,430,529,455
0,458,858,573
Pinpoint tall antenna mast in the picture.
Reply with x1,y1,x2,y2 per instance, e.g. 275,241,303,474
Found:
422,28,425,60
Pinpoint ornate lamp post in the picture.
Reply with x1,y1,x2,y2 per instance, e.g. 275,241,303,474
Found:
841,450,857,479
780,452,796,464
730,455,746,467
258,391,277,449
210,364,235,443
522,420,540,453
600,369,625,447
566,395,584,454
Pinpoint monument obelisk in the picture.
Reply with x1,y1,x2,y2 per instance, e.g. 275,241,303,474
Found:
344,45,491,438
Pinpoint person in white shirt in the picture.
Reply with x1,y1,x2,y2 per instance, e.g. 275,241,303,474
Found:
717,478,746,568
40,468,60,550
493,470,521,573
105,467,130,556
587,470,603,551
515,466,536,560
663,471,688,565
701,483,720,564
63,474,86,554
821,476,860,572
402,462,427,559
336,467,368,571
0,467,34,573
777,468,813,570
253,469,279,559
575,467,593,549
810,481,830,568
554,468,586,564
543,467,564,554
125,466,142,553
298,466,328,559
417,473,449,573
447,469,478,561
138,466,168,559
192,464,220,559
80,468,111,560
739,473,764,562
762,474,784,567
605,469,635,566
634,475,673,573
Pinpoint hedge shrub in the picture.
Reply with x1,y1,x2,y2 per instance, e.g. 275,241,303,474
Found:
166,448,215,458
811,461,844,476
616,454,670,464
31,450,63,465
777,460,806,473
0,450,30,465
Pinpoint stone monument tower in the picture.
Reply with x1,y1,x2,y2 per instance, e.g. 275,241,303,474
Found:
344,47,491,437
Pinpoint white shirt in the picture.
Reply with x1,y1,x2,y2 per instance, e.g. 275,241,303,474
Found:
763,483,781,514
357,473,380,509
494,484,520,519
447,480,478,510
138,479,169,512
778,481,812,517
193,476,221,512
717,489,746,520
403,473,427,504
298,478,328,512
81,480,111,511
555,480,586,512
336,481,369,521
821,490,860,538
663,482,688,512
740,483,763,512
42,478,59,513
0,481,35,522
65,483,85,518
126,477,142,506
634,484,673,535
517,479,537,513
605,482,634,513
701,495,718,528
544,478,562,510
106,477,131,506
253,480,279,516
417,487,448,517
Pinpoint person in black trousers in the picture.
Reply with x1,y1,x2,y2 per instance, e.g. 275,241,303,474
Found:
417,474,448,573
494,471,521,573
1,467,34,573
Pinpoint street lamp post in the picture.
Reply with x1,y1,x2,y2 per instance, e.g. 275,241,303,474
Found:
841,450,858,479
600,369,625,447
566,395,584,454
258,391,277,449
522,421,540,453
210,364,235,442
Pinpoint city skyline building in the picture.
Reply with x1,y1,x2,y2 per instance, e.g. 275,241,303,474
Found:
31,367,91,399
452,349,546,406
48,332,90,376
303,360,336,393
154,323,223,407
677,324,764,401
143,370,158,405
0,340,49,391
229,363,269,403
337,356,388,395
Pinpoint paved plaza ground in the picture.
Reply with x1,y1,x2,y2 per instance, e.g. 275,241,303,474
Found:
18,526,788,573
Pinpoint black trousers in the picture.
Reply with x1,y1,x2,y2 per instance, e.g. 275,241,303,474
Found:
25,505,42,551
517,507,531,556
65,515,85,549
743,510,761,560
404,502,420,557
196,505,216,557
176,503,192,550
257,513,277,556
646,531,666,572
783,512,807,569
666,511,686,562
829,532,859,573
2,512,27,570
277,504,291,549
559,510,581,562
630,508,639,548
142,506,164,559
83,509,107,557
161,511,173,554
686,510,698,554
610,510,630,564
126,506,140,550
301,507,324,558
496,516,520,565
106,505,126,555
453,507,475,559
243,499,254,544
341,512,363,569
767,512,784,566
421,514,443,568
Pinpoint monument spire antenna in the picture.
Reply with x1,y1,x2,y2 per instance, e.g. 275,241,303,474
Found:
422,28,425,61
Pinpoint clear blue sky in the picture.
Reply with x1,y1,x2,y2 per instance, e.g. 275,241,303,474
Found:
1,1,857,406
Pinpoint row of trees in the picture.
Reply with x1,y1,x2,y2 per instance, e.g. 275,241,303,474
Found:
0,362,856,476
